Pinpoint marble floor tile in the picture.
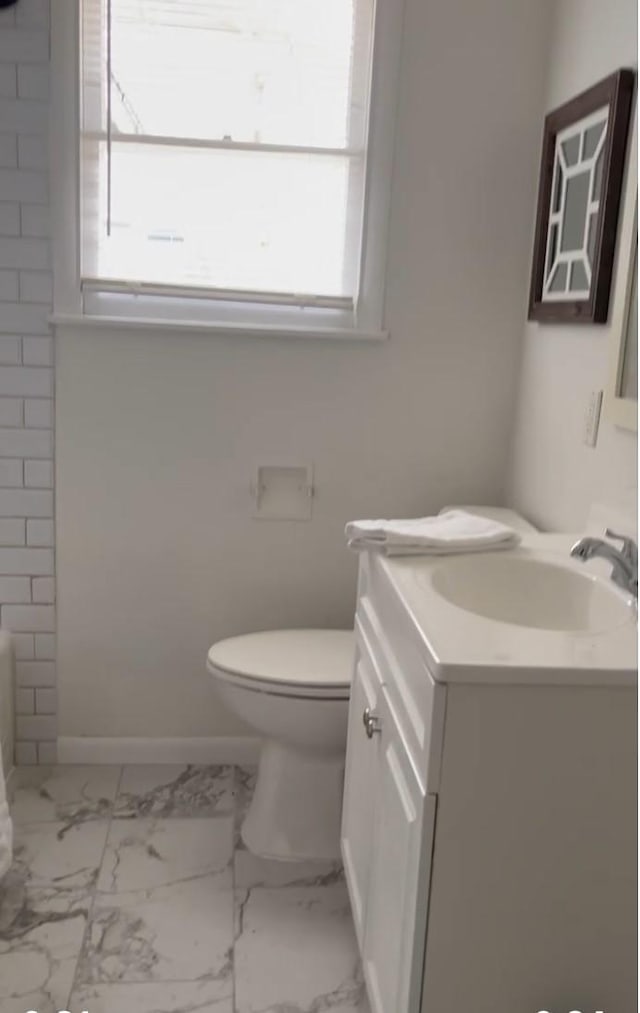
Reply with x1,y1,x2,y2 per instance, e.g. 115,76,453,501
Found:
114,764,235,818
0,869,89,1013
13,820,109,891
97,817,233,893
234,882,365,1013
9,764,121,826
78,877,234,985
233,764,257,847
70,979,233,1013
235,848,343,890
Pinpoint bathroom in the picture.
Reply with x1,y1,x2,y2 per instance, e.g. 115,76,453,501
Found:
0,0,637,1010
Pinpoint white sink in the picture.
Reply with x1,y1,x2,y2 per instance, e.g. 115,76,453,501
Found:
423,551,634,633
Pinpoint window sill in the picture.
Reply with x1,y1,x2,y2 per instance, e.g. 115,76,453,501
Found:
50,312,389,343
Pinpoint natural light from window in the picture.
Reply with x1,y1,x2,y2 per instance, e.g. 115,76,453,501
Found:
80,0,373,305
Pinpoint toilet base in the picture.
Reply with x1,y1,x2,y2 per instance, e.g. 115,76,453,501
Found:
242,739,345,862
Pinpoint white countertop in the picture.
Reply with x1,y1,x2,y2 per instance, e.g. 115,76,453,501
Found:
375,532,638,687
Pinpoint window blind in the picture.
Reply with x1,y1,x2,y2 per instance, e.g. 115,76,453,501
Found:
80,0,374,308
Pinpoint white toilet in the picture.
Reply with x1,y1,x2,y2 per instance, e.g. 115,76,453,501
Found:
207,628,354,862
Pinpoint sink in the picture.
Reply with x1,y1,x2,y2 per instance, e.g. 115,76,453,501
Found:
422,552,635,632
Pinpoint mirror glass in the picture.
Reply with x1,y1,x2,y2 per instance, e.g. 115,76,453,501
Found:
543,108,609,302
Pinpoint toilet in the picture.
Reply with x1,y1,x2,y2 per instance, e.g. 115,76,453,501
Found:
207,628,354,862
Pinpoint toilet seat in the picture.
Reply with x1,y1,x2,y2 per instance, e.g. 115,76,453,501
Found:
207,628,354,700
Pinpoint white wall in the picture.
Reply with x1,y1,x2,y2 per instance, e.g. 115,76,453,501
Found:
0,0,56,765
56,0,553,740
507,0,638,532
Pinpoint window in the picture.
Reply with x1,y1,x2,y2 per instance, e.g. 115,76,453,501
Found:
53,0,404,336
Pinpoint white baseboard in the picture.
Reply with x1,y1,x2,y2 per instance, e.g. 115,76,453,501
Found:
57,736,261,766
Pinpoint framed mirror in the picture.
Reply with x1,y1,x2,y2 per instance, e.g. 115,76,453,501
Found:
605,113,637,432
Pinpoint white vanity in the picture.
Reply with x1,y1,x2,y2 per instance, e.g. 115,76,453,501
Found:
341,532,637,1013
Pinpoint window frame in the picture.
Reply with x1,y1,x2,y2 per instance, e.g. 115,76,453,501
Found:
51,0,406,340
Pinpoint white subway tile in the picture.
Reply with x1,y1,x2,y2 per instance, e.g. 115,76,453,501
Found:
3,602,54,630
0,336,21,364
37,740,57,763
12,633,34,659
34,632,54,659
0,302,49,334
0,489,52,517
21,336,51,364
0,98,48,133
0,575,30,598
0,366,51,396
0,547,53,575
26,517,53,543
0,168,46,203
0,459,23,486
0,65,16,98
32,575,54,602
0,29,49,63
16,0,49,27
16,687,34,714
20,203,49,237
0,202,19,235
0,235,49,269
17,658,55,683
0,269,18,300
16,714,56,740
0,428,52,459
0,521,26,547
19,269,52,303
17,132,47,169
24,458,51,487
0,134,17,168
24,397,52,428
17,65,48,101
14,740,37,764
35,686,55,714
0,398,22,427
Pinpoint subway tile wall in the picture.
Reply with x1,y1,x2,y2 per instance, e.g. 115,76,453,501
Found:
0,0,54,764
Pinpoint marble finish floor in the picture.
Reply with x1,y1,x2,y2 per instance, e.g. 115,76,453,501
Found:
1,764,369,1013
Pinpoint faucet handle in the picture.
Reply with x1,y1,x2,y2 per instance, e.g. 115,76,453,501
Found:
604,528,638,565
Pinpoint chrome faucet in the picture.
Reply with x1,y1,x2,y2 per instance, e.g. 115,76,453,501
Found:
570,528,638,597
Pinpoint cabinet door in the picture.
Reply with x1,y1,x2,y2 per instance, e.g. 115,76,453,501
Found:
363,688,436,1013
341,641,382,948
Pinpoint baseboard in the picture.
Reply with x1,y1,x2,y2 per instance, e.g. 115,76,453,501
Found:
57,736,261,765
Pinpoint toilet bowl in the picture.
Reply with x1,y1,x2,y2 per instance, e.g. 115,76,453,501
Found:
207,628,353,862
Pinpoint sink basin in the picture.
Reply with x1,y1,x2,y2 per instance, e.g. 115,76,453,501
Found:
423,552,634,632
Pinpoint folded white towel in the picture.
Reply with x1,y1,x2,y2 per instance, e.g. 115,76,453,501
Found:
345,509,520,556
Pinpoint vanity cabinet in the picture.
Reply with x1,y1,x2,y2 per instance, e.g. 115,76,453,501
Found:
341,549,636,1013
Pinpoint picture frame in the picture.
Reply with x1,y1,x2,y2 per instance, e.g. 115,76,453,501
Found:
528,68,635,324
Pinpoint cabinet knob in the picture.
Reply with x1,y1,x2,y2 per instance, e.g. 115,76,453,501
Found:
363,707,381,738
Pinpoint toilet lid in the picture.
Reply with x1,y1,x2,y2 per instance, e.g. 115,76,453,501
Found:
207,629,354,690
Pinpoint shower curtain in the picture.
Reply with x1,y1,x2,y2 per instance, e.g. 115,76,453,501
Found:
0,744,12,879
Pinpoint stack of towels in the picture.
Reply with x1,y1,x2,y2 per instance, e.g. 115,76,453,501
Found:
345,509,520,557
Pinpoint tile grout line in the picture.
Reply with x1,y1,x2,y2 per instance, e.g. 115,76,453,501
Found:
66,763,124,1004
